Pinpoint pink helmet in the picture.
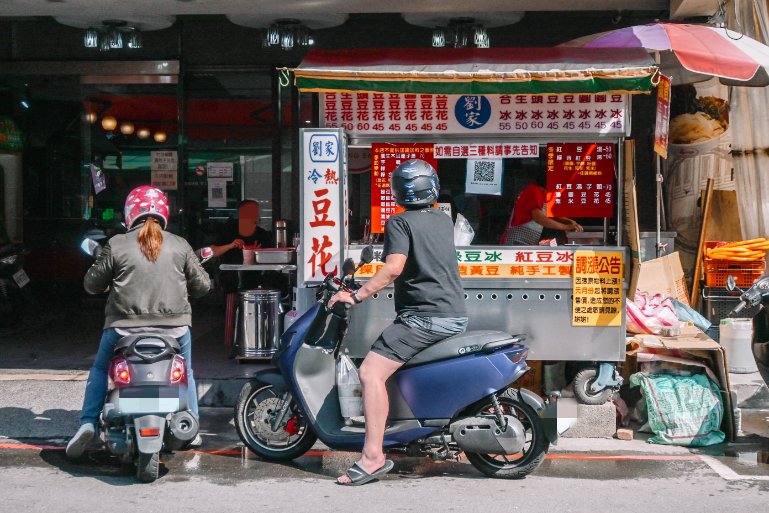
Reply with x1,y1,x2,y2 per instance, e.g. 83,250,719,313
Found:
124,185,169,230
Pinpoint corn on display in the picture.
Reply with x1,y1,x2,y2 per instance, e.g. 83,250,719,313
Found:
705,238,769,261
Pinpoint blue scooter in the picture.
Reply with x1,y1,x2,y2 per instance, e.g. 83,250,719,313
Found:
234,246,558,479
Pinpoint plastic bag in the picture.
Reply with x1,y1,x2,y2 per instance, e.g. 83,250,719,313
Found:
454,213,475,246
629,372,725,446
336,354,363,420
671,298,712,332
626,291,681,335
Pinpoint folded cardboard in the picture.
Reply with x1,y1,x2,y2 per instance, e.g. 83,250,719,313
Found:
634,251,690,305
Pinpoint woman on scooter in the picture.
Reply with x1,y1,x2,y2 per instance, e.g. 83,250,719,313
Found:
66,185,211,458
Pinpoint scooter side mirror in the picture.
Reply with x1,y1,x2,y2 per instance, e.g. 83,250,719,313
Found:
360,245,375,265
342,258,356,276
726,275,737,292
80,238,103,258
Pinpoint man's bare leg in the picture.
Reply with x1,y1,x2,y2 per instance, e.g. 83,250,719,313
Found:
337,351,402,484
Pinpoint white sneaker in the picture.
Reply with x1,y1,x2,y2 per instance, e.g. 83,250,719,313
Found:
65,423,95,459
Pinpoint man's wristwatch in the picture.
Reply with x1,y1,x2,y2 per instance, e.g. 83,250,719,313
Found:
351,291,363,304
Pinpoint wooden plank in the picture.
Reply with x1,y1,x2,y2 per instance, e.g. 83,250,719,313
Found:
623,139,642,298
691,178,714,308
704,190,742,242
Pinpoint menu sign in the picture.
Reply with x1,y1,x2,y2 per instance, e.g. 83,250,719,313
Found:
545,143,615,218
150,151,178,190
347,247,576,279
654,75,672,159
322,93,628,136
370,143,436,234
572,250,623,326
300,130,344,283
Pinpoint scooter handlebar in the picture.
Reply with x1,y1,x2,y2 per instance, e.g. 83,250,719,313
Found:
730,301,747,316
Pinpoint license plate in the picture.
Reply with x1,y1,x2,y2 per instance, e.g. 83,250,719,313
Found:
12,269,30,288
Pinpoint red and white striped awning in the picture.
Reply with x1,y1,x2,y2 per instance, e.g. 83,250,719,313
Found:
291,47,658,95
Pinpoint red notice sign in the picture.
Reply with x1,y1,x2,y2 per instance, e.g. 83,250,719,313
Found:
370,143,436,233
545,143,615,218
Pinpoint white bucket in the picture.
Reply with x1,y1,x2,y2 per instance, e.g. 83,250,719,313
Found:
720,318,757,374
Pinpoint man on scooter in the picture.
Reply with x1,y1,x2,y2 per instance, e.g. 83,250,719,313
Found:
329,159,468,485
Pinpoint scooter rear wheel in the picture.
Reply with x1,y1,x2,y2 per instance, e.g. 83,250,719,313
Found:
136,452,160,483
234,380,317,461
464,389,549,479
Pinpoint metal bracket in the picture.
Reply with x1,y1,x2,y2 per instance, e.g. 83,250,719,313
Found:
590,362,623,393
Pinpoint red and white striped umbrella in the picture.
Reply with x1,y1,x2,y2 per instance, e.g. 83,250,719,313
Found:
563,23,769,86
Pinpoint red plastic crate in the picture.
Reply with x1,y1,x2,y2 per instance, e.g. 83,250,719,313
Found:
703,241,766,288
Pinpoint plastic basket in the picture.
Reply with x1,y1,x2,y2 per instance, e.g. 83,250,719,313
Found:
703,241,765,288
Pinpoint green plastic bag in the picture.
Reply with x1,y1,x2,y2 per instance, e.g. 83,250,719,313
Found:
630,372,725,446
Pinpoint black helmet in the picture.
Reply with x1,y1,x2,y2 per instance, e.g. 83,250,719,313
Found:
390,159,440,209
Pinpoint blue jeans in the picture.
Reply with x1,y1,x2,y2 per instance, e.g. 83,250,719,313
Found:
79,328,198,425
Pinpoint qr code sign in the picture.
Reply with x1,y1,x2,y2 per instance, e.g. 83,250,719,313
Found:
473,161,496,182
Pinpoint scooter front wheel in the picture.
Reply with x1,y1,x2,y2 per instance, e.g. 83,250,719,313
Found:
234,380,317,461
464,389,549,479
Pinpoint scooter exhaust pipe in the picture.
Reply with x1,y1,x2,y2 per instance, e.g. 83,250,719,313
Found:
165,411,199,451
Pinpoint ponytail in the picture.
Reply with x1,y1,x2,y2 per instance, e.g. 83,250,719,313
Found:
137,218,164,262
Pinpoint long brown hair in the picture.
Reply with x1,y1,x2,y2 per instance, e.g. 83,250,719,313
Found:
137,218,164,262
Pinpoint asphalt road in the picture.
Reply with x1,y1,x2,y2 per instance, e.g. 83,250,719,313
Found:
2,409,769,513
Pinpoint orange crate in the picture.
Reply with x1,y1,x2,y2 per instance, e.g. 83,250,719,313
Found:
703,241,766,288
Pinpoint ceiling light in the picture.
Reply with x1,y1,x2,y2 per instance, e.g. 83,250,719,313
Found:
81,20,143,51
127,30,142,49
85,112,97,123
153,131,167,143
136,128,151,139
263,19,314,51
119,122,135,135
84,28,99,48
431,18,491,48
101,115,117,131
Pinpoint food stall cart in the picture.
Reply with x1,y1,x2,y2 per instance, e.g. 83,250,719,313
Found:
290,47,659,402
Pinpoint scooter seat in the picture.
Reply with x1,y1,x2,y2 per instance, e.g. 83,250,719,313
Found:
403,330,521,368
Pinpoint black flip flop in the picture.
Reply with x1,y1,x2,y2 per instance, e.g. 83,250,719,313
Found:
337,460,394,486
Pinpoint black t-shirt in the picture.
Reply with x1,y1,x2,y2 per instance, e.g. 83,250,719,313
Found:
216,220,272,265
383,208,467,317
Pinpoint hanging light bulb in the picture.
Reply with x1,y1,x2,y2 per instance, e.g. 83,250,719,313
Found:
84,28,99,48
280,30,294,51
266,24,280,46
85,112,98,124
136,128,151,139
119,122,135,135
474,26,489,48
153,131,167,143
127,29,142,49
101,115,117,131
108,28,123,49
432,28,446,47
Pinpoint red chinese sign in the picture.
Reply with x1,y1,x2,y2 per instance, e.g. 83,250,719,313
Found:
654,75,672,159
370,143,436,233
545,143,615,218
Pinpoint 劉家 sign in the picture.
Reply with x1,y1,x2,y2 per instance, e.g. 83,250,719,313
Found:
545,143,615,218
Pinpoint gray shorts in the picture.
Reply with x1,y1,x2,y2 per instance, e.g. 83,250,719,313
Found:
370,315,468,364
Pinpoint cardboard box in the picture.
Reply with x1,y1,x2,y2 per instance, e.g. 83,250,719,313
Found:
627,325,735,441
634,251,690,305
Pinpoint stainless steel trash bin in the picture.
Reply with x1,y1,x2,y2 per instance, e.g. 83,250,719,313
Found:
237,288,282,358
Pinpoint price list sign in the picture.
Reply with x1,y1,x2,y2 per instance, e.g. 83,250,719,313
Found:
370,143,436,233
545,143,615,218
